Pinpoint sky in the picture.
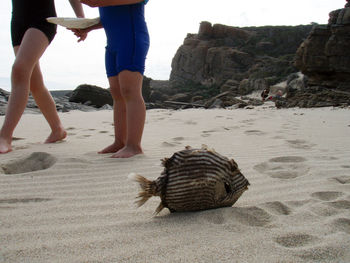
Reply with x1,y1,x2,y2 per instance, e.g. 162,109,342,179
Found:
0,0,346,91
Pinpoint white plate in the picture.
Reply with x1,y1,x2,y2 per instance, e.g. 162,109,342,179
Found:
46,17,100,29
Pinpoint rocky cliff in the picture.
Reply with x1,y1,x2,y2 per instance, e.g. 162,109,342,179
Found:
280,1,350,108
294,3,350,89
170,21,313,93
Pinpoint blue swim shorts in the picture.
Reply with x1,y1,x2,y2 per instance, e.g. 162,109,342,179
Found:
100,3,150,77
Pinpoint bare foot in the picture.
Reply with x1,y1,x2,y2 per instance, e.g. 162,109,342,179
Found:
98,140,124,154
45,129,67,144
110,145,143,158
0,137,12,154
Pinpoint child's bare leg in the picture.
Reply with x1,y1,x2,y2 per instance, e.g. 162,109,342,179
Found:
111,70,145,158
30,63,67,143
0,28,48,154
99,75,126,153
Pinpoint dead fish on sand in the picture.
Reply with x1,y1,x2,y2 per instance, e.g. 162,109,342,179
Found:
129,145,250,214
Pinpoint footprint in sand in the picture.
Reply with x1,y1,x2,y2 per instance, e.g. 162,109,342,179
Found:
286,199,313,208
201,129,219,137
77,135,91,139
204,206,273,227
297,245,346,262
161,137,184,147
331,218,350,234
173,137,184,141
260,201,292,215
0,198,51,204
325,200,350,210
286,139,315,150
185,120,197,125
317,155,338,161
332,176,350,185
244,130,266,136
309,203,340,217
274,233,317,248
240,119,255,125
13,145,30,151
270,156,306,163
282,123,299,131
1,152,56,175
162,142,179,147
66,127,76,136
311,191,343,201
201,210,226,225
254,156,309,179
229,206,272,227
272,135,285,140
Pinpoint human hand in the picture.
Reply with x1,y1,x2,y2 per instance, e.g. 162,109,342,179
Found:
68,28,89,42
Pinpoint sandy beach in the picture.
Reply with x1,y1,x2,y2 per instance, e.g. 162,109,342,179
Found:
1,105,350,262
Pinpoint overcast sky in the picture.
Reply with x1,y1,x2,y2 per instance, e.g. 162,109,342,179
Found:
0,0,346,91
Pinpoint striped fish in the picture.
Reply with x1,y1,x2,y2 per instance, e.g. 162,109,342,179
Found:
129,145,249,214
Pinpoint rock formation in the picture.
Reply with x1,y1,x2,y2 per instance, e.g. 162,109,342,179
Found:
294,3,350,89
170,21,313,95
281,1,350,107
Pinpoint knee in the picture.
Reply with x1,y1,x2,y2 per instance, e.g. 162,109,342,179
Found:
109,86,124,103
11,60,30,84
120,85,142,101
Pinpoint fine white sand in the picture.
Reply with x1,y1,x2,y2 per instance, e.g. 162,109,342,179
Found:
1,105,350,262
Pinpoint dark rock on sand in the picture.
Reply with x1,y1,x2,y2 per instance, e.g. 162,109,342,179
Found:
69,84,113,108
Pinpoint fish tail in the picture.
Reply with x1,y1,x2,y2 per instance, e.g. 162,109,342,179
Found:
128,173,158,207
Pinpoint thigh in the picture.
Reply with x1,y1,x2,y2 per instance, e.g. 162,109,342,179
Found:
14,28,49,71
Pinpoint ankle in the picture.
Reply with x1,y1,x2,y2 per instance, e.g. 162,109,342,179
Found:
0,131,12,144
125,144,143,152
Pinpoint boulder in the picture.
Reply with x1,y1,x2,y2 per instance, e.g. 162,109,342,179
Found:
239,78,269,95
278,86,350,108
204,91,247,108
142,76,152,102
69,84,113,108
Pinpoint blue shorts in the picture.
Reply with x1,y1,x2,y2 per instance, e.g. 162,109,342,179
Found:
99,3,150,77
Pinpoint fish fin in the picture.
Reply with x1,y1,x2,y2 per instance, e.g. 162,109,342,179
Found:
128,173,157,207
201,144,208,150
229,159,239,170
154,202,165,215
203,144,217,153
161,157,169,167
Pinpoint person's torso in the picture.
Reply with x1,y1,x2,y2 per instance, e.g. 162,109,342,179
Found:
99,3,147,36
12,0,56,21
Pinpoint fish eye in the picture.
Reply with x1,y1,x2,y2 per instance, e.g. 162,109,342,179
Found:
224,182,232,194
